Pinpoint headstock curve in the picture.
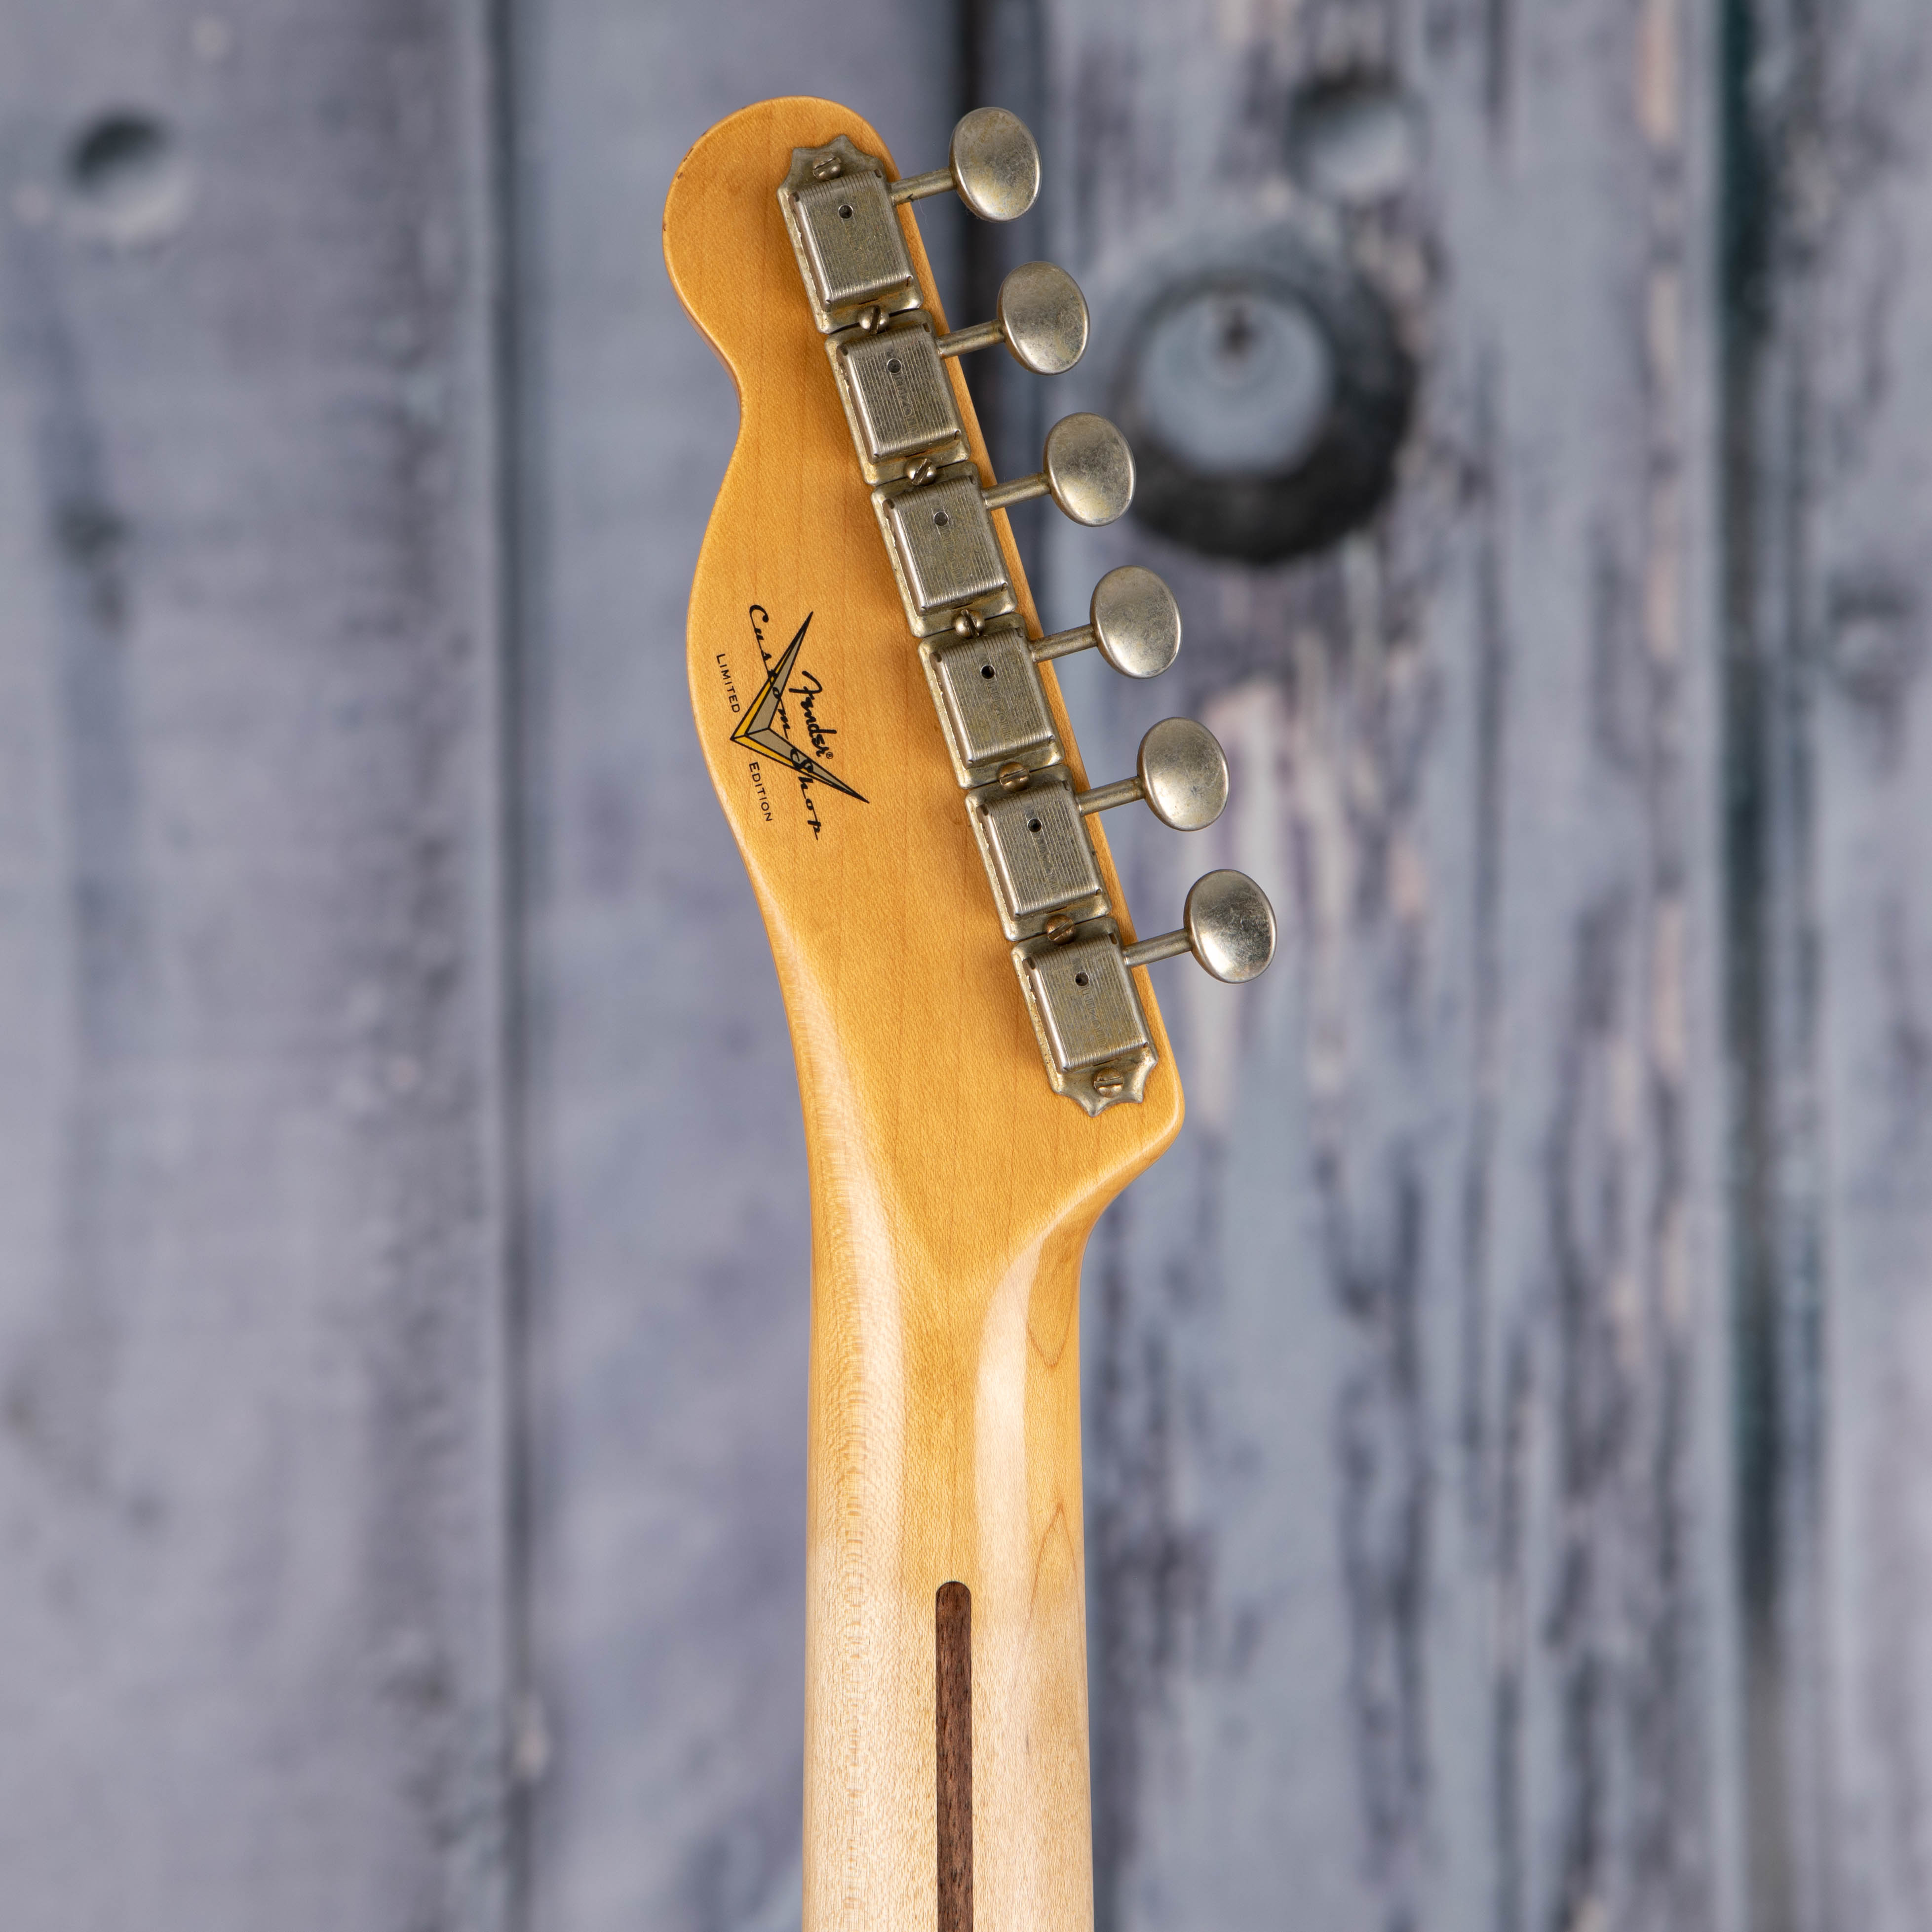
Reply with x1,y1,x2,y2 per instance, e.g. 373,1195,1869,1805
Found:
663,96,1189,1283
663,94,1282,1932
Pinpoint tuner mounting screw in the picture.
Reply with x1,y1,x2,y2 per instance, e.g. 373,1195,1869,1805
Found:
1043,911,1078,944
906,457,939,486
997,761,1031,793
952,609,985,638
811,155,843,181
855,304,885,333
1092,1066,1125,1097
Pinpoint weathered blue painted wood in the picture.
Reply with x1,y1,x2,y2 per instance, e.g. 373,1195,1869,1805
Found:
0,3,510,1927
1728,2,1932,1926
1041,4,1739,1928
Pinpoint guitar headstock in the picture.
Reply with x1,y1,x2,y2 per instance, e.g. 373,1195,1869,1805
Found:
663,96,1272,1265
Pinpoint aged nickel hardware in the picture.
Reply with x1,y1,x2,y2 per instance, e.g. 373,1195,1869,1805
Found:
885,106,1040,221
970,773,1108,939
1031,566,1182,678
875,463,1019,633
1015,926,1158,1115
1075,718,1228,831
924,623,1060,786
779,137,923,333
981,412,1135,524
933,262,1088,375
874,414,1135,634
826,268,1086,483
923,566,1184,787
1121,870,1277,982
970,722,1227,938
779,110,1037,335
778,108,1273,1112
828,317,968,482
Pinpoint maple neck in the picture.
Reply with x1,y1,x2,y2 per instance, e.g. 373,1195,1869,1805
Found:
663,95,1197,1932
800,1141,1096,1932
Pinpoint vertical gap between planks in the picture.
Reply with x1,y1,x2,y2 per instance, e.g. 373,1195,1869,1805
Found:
486,0,543,1920
1721,0,1817,1925
937,1582,974,1932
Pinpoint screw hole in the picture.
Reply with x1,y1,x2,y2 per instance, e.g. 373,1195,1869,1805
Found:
1074,972,1090,987
1027,818,1042,833
933,509,949,528
980,663,996,679
838,202,853,220
886,356,902,374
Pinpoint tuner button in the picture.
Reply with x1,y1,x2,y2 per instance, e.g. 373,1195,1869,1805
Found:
998,262,1088,373
934,263,1089,376
1091,566,1181,677
1138,719,1229,830
889,107,1041,222
1030,566,1182,679
1185,870,1277,981
1044,413,1135,525
1121,870,1277,983
949,107,1041,221
983,414,1136,527
1075,719,1228,831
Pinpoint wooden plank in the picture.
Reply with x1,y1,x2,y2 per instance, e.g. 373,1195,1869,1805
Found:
503,9,965,1931
1038,2,1739,1926
1728,2,1932,1927
0,3,509,1927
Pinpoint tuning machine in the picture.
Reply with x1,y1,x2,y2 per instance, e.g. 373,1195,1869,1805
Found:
930,262,1087,374
1012,918,1161,1116
1121,870,1277,982
773,110,1272,1116
966,722,1228,941
781,111,1039,333
1011,872,1275,1116
1075,719,1227,830
983,412,1134,525
827,263,1090,485
874,414,1136,635
922,579,1185,789
1032,566,1181,679
886,106,1040,221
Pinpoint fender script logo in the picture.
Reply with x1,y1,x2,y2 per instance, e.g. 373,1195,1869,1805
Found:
730,611,866,835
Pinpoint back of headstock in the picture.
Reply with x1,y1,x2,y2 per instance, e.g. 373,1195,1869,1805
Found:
663,96,1273,1932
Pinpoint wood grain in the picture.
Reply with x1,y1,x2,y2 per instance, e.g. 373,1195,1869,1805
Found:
0,2,509,1927
664,96,1184,1932
1038,4,1735,1929
1728,1,1932,1926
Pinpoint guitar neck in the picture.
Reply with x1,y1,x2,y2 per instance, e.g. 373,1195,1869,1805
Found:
666,91,1267,1932
802,1169,1095,1932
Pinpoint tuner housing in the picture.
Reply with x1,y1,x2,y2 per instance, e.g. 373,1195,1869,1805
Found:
872,462,1018,637
826,313,969,484
919,622,1063,787
778,138,924,333
966,769,1110,941
1012,918,1159,1116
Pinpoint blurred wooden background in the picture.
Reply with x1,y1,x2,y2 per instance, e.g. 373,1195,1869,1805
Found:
1,0,1928,1928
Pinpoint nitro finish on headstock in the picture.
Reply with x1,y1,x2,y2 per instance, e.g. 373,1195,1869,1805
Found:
664,97,1269,1932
